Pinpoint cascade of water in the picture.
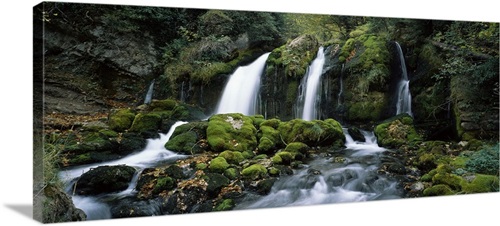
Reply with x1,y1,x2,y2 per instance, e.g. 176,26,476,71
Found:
215,53,271,115
235,128,400,210
337,64,345,107
144,79,155,104
395,42,413,116
59,121,188,220
299,47,326,120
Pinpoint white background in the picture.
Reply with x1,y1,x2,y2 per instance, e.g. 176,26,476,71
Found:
0,0,499,225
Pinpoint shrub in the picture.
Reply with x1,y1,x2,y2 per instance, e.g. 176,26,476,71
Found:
466,144,499,175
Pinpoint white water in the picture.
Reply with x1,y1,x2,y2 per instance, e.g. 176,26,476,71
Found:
395,42,413,116
144,79,155,104
300,47,326,121
235,128,399,209
215,52,271,115
59,121,188,220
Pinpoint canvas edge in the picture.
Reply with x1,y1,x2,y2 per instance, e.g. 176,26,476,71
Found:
33,1,45,223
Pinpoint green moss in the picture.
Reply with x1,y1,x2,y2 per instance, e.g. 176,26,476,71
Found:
98,129,118,138
268,167,280,176
250,115,266,129
67,153,92,165
214,199,234,211
207,114,258,152
192,62,232,83
461,174,499,194
242,150,255,159
108,109,136,132
153,176,176,194
218,150,244,165
271,155,282,165
209,157,230,173
150,99,177,111
374,114,421,148
274,151,294,165
278,118,344,147
423,184,455,196
432,172,464,191
224,168,239,180
253,154,268,160
284,142,309,156
241,164,268,180
265,35,319,78
165,131,198,154
129,113,162,133
346,92,387,122
257,122,281,153
196,163,207,170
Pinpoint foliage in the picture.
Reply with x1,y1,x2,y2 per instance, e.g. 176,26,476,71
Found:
465,144,499,175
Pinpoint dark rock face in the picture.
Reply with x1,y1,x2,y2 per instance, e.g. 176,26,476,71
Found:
75,165,136,195
347,127,366,142
42,185,87,223
43,15,161,114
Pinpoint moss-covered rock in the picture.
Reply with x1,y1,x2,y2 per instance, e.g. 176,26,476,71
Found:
224,168,239,180
276,151,294,165
209,157,230,173
165,121,209,154
241,164,268,180
152,176,176,194
266,34,320,78
75,165,136,195
423,184,455,196
374,113,421,148
218,150,244,165
149,99,177,111
461,174,499,194
257,122,282,153
284,142,309,158
432,172,464,191
108,109,136,132
207,113,258,152
346,92,388,123
165,131,198,154
278,118,345,147
119,133,146,154
129,113,162,134
205,173,230,197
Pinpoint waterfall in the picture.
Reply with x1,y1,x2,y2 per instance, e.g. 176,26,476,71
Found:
144,79,155,104
337,64,345,108
298,47,326,121
395,42,413,116
215,52,271,115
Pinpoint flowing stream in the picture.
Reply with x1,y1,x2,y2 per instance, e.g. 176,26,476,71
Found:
215,52,271,115
58,121,188,220
395,42,412,116
235,129,400,209
144,79,155,104
297,47,326,121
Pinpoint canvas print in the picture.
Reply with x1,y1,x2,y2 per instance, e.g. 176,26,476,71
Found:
33,1,499,223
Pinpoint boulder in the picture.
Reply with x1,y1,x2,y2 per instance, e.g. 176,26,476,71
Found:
75,165,136,195
374,113,421,148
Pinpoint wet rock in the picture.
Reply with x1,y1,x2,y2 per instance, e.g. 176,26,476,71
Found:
110,197,162,218
205,173,230,197
75,165,136,195
256,178,278,195
348,127,366,142
42,185,87,223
